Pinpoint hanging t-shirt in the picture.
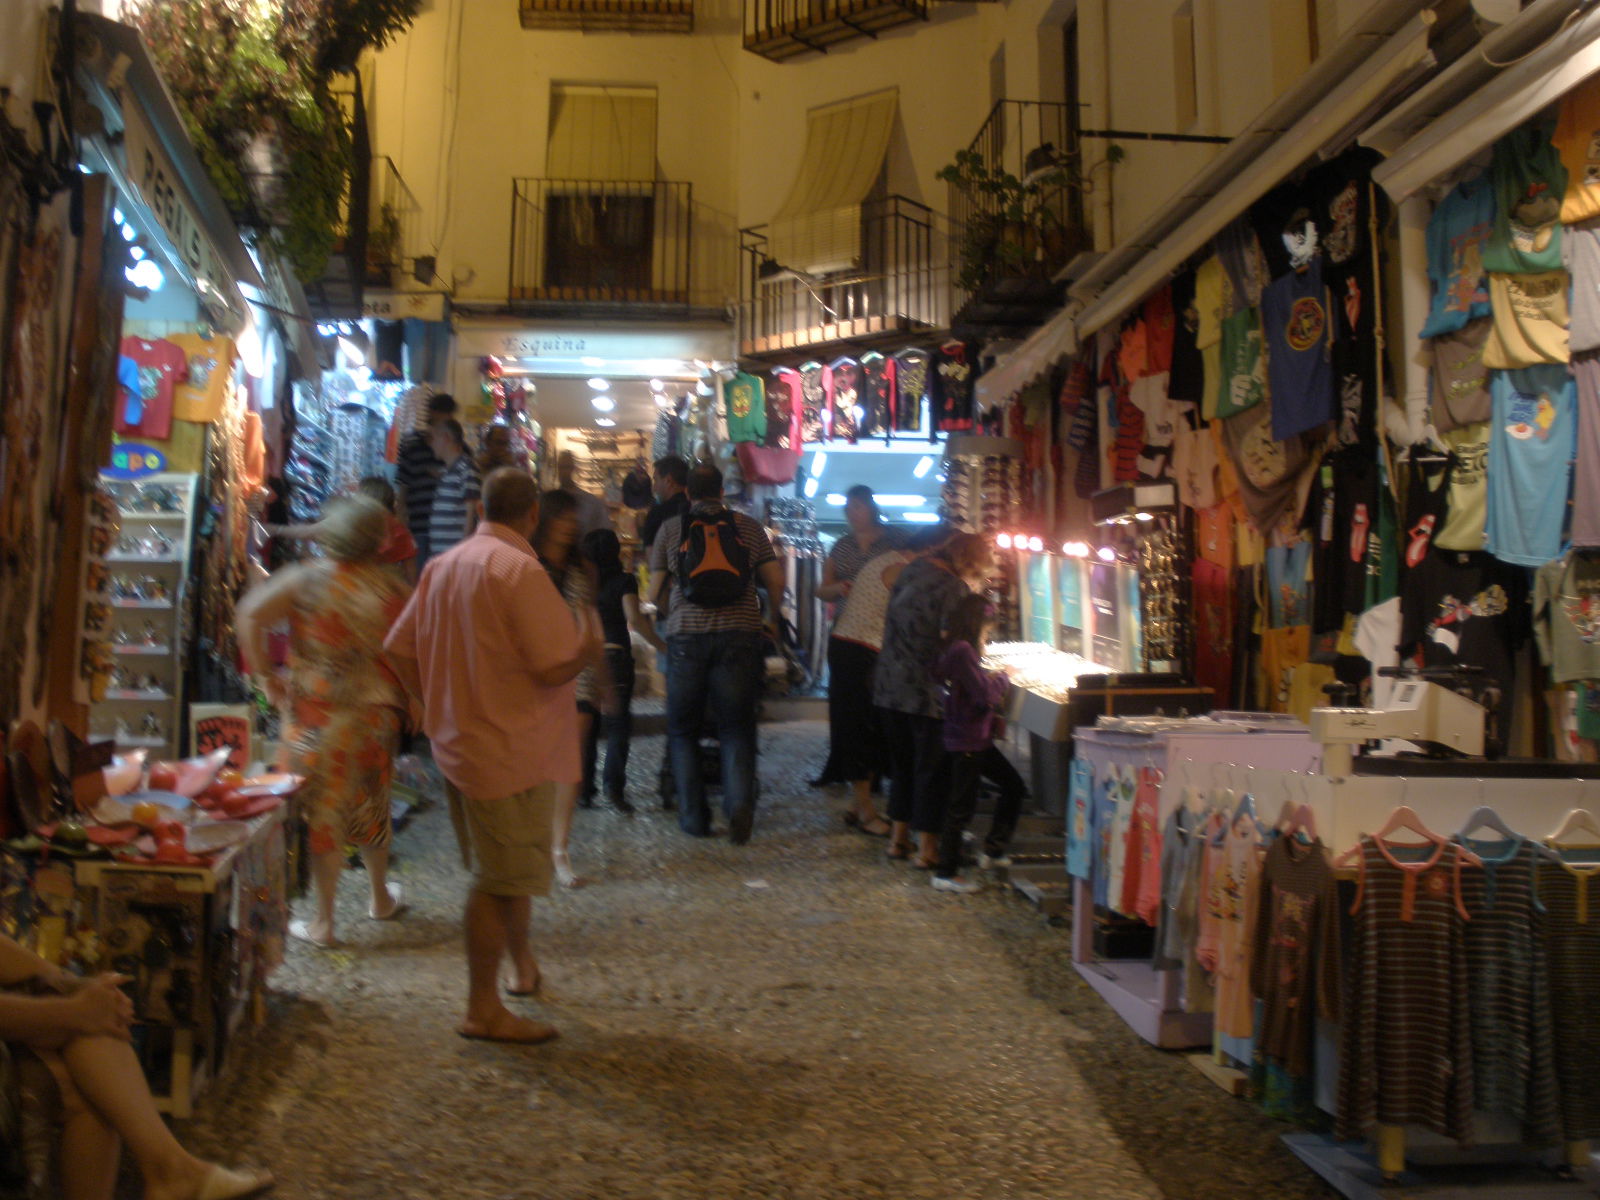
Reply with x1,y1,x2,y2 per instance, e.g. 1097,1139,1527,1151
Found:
1435,421,1490,552
859,353,893,438
891,347,929,432
116,336,187,440
1214,215,1268,312
167,332,235,424
1534,554,1600,684
1419,173,1495,339
1092,767,1119,909
1563,225,1600,357
1171,420,1219,509
1193,556,1235,704
1167,269,1206,402
1481,122,1567,276
1215,306,1267,418
931,342,975,433
1199,341,1223,422
1572,355,1600,550
826,358,860,443
1221,401,1313,535
1266,539,1313,628
1487,364,1577,568
1400,547,1525,707
765,367,799,450
1482,270,1570,369
720,372,767,444
1117,317,1151,384
1429,317,1493,433
1555,79,1600,225
1129,768,1165,925
1129,371,1186,478
1143,286,1176,375
1066,758,1094,880
1197,501,1235,569
797,361,827,443
1194,256,1229,350
1261,624,1310,713
1261,258,1336,440
1402,453,1452,571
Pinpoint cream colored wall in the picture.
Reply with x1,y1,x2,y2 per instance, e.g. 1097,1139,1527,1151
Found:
0,0,53,144
365,0,1327,308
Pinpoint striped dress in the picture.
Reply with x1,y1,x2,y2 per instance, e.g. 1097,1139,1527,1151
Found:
1336,836,1475,1143
1537,857,1600,1142
1457,837,1559,1145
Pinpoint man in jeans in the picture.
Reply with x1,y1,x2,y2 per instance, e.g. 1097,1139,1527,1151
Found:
648,464,784,844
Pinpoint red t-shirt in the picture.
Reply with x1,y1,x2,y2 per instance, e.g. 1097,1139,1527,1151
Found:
116,336,187,440
378,513,418,565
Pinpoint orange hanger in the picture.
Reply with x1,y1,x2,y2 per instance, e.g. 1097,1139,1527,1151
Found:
1335,804,1483,868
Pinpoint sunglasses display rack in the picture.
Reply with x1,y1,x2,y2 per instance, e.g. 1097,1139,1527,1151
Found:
768,497,826,688
942,436,1026,642
86,471,199,756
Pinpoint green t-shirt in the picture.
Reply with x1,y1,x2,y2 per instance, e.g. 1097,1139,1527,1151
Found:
1214,306,1266,418
722,372,767,444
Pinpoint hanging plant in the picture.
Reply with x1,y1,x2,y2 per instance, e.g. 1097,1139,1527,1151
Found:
125,0,420,283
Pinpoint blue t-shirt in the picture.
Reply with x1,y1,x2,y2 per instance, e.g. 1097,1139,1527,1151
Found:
1486,364,1577,567
1266,539,1313,628
1092,766,1119,908
1419,173,1494,338
1261,257,1336,441
1066,758,1094,880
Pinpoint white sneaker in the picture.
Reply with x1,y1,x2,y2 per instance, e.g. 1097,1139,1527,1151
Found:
978,852,1013,869
931,875,981,894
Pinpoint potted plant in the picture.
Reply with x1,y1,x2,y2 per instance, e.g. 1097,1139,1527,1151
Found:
366,203,402,287
938,143,1113,292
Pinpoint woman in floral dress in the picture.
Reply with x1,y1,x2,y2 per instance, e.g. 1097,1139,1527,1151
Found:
239,495,412,946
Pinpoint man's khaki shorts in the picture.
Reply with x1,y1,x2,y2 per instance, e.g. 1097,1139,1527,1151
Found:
445,781,555,896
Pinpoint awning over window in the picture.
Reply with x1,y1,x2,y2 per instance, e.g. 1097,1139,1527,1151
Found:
546,85,658,182
766,88,898,276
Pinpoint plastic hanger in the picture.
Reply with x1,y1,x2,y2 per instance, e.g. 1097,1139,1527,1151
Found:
1458,799,1563,863
1336,792,1483,868
1546,807,1600,848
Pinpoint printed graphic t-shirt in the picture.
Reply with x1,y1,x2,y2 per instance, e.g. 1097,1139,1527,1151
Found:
1481,122,1567,276
1486,364,1577,568
116,336,187,440
720,372,767,444
1215,306,1267,418
1483,271,1570,369
167,332,235,424
1429,317,1493,433
1261,258,1336,441
1555,78,1600,225
1572,355,1600,550
1435,421,1490,553
1419,173,1495,339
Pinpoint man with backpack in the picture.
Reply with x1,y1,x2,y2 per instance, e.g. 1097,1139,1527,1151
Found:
647,463,785,843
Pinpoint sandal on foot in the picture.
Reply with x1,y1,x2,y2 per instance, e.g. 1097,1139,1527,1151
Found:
844,812,892,838
287,919,335,948
457,1014,559,1045
368,881,406,921
195,1163,275,1200
885,841,912,861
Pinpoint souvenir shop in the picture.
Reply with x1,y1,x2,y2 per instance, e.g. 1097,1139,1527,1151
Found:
950,15,1600,1197
0,11,313,1119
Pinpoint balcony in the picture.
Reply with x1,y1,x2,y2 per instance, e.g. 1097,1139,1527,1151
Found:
735,195,950,359
946,100,1088,336
519,0,693,33
366,157,427,289
743,0,927,62
510,178,695,315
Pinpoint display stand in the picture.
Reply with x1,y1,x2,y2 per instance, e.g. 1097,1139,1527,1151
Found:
1199,759,1600,1196
91,472,199,757
69,804,288,1116
1069,722,1322,1048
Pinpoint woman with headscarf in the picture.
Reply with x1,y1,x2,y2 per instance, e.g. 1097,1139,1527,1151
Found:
239,495,412,947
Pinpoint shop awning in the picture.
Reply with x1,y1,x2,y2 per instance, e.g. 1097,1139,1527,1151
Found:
1367,4,1600,202
766,88,898,277
974,301,1081,408
546,85,658,182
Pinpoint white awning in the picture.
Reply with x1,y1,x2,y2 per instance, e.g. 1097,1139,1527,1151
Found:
766,88,898,276
974,302,1080,408
546,85,658,182
1369,4,1600,202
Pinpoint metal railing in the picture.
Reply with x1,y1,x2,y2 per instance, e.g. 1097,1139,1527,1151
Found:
735,195,950,352
510,178,693,307
367,157,423,288
743,0,928,59
946,99,1086,306
519,0,693,31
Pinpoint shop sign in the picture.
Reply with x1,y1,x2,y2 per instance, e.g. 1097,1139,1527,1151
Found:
190,704,252,772
455,324,733,370
105,443,167,479
120,100,228,300
362,291,447,321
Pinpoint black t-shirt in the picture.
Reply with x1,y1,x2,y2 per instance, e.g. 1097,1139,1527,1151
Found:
642,492,690,549
597,572,638,646
1167,268,1205,402
1399,547,1527,709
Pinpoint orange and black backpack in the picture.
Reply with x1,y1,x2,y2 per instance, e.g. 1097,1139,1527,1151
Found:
676,508,751,607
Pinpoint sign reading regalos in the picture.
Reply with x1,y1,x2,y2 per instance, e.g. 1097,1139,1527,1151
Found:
119,100,228,300
105,443,167,479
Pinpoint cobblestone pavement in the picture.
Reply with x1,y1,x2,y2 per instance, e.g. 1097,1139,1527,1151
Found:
173,720,1334,1200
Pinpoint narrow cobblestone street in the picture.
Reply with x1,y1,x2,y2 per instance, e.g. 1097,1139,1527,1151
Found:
173,720,1333,1200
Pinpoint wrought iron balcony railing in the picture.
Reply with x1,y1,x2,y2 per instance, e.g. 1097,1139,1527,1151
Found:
510,178,693,309
368,156,424,288
743,0,927,62
520,0,692,33
735,195,950,357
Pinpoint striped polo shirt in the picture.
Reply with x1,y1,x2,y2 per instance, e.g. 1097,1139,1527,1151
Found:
428,455,481,559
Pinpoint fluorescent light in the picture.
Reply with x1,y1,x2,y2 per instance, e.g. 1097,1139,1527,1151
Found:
872,495,925,508
1134,511,1155,522
1096,547,1116,562
811,451,827,478
129,244,146,261
1027,536,1044,552
824,492,847,506
591,395,615,412
120,222,137,242
595,416,616,427
587,377,609,390
902,512,940,523
804,477,819,498
912,456,934,479
650,378,665,392
125,258,165,291
112,207,125,225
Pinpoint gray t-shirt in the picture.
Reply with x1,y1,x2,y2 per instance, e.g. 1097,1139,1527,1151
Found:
1571,355,1600,550
1562,224,1600,356
1534,552,1600,683
1429,317,1493,434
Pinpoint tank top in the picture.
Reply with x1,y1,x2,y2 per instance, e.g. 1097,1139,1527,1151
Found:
1537,856,1600,1141
798,362,827,444
859,353,893,439
830,550,913,651
1335,836,1474,1143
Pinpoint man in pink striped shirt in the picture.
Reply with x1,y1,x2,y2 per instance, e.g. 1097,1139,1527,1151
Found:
385,468,600,1044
